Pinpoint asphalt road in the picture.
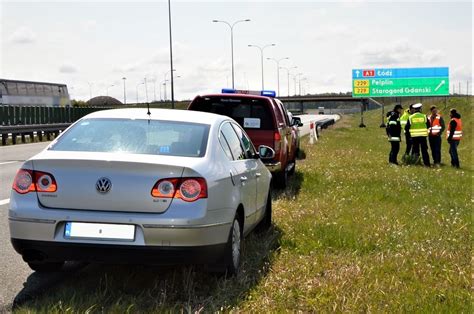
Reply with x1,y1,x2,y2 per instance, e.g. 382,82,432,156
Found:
0,142,50,311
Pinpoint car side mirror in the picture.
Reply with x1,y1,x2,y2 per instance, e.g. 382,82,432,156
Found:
292,117,303,127
258,145,275,160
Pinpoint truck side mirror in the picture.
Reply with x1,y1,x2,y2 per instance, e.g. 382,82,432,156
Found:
292,117,303,127
258,145,275,160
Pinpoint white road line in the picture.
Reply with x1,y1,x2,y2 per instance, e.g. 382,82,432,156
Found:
0,161,19,165
0,199,10,206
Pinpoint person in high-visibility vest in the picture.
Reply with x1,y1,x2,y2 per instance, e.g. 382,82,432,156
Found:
427,105,445,166
405,103,430,166
400,104,414,160
447,108,463,168
386,104,403,165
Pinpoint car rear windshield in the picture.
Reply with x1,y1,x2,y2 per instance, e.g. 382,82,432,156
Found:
191,96,274,130
49,118,210,157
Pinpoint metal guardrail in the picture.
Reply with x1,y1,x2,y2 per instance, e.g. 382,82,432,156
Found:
0,123,72,145
0,106,111,145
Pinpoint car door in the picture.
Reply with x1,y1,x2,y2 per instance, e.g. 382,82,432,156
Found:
220,122,258,232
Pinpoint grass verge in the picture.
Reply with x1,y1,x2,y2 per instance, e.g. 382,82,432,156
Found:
14,98,472,312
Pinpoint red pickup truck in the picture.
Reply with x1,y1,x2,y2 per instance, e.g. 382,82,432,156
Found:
188,90,302,188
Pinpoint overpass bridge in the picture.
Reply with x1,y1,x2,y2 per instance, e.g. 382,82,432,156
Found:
279,95,382,114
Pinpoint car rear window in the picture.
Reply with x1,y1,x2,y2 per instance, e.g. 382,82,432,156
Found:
49,118,210,157
191,96,274,130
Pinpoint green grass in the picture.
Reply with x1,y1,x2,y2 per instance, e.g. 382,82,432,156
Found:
14,97,472,313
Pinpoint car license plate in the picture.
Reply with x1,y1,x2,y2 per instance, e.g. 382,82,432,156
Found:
64,222,135,241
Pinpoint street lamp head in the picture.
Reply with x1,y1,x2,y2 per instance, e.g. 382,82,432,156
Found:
271,44,276,47
212,19,219,22
122,77,126,80
244,19,251,22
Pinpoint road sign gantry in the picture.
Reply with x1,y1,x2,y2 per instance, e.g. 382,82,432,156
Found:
352,67,449,97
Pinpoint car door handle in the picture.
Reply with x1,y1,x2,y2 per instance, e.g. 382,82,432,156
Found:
256,172,261,178
240,176,248,182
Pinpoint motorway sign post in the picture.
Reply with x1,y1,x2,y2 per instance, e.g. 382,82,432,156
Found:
352,67,449,97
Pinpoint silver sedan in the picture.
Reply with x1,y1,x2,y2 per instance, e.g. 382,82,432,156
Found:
9,108,273,275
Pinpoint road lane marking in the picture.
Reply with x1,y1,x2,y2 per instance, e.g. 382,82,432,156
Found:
0,198,10,206
0,161,19,165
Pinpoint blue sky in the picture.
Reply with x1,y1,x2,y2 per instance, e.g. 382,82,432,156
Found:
1,0,472,101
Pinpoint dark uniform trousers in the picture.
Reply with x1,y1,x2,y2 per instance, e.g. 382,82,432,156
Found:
428,136,442,164
389,141,400,164
411,136,430,166
404,133,412,155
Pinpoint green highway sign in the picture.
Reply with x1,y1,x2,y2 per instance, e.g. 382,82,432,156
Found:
351,67,449,97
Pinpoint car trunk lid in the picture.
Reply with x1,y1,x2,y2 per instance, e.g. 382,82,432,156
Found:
31,151,186,213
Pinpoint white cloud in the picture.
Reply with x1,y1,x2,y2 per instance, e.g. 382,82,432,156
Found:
81,20,98,31
357,40,445,66
59,64,78,74
313,24,352,40
8,26,36,44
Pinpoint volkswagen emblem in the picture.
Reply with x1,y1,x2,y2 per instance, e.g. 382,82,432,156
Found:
96,177,112,194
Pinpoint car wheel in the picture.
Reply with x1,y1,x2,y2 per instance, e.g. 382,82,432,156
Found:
256,191,272,232
224,215,243,276
27,261,64,272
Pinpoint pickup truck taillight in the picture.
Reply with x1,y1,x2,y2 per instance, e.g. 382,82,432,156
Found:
274,131,281,153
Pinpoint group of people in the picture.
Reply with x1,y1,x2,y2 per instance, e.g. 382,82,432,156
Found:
385,102,463,168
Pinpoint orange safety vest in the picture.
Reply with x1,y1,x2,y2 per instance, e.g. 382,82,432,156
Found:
446,117,463,141
428,114,442,136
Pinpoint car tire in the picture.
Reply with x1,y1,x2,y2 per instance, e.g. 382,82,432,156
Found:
256,191,272,232
223,215,243,276
27,261,64,272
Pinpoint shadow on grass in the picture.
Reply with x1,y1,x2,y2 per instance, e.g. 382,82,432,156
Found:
272,170,304,201
13,227,283,312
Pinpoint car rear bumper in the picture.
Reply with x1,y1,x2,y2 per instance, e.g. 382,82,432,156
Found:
11,238,227,264
9,217,232,247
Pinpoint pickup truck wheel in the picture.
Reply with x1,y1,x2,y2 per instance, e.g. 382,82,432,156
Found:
288,158,296,175
28,261,64,272
275,169,288,189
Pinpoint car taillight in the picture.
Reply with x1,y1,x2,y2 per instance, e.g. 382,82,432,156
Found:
274,131,281,152
151,177,207,202
13,169,57,194
151,178,179,198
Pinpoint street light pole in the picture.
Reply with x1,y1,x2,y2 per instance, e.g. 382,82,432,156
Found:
106,84,114,97
152,78,157,102
161,79,168,101
163,69,176,101
248,43,276,90
267,57,289,96
144,77,149,103
212,19,251,89
136,82,144,104
280,66,297,97
122,77,127,104
167,0,176,108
